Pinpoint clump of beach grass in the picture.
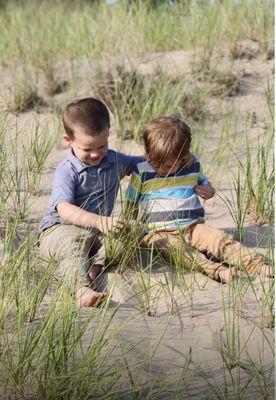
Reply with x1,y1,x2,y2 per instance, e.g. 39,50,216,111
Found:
208,69,241,97
23,124,56,194
232,118,274,227
91,67,207,141
0,0,272,95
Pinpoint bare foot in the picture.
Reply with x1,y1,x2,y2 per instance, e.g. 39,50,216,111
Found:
259,265,274,278
76,287,106,308
218,267,238,283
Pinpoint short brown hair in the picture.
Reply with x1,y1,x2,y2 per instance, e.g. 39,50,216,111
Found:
62,98,110,138
143,116,191,165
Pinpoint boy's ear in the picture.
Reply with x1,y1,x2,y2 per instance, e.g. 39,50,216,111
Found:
63,135,73,145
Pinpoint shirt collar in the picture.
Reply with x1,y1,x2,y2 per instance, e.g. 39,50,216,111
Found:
68,149,116,173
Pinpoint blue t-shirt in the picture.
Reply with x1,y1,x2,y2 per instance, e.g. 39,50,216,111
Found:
40,149,142,232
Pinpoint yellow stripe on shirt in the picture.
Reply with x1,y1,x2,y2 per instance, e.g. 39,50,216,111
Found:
141,174,198,194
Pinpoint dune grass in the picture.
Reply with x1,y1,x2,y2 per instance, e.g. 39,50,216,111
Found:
0,0,273,67
0,1,274,398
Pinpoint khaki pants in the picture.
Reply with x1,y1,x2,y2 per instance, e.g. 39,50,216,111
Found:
39,224,106,288
142,223,265,280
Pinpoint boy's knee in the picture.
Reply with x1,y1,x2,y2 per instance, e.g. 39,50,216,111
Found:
191,224,234,256
39,225,98,261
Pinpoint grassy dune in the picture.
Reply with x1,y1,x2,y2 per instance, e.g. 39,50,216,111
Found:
0,1,274,399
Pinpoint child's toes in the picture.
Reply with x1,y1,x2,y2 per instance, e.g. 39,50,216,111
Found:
259,265,274,278
76,287,107,308
218,266,238,283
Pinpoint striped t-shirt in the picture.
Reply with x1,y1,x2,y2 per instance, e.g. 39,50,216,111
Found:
125,159,208,233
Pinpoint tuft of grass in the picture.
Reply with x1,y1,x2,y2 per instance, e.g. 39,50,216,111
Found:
208,69,241,97
0,0,273,69
193,59,241,98
230,40,259,60
218,170,248,242
92,67,207,141
8,85,44,115
124,266,161,317
219,91,274,228
23,123,56,194
180,87,207,122
237,128,274,226
4,63,45,114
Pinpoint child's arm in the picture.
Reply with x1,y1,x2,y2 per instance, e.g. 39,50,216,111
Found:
52,162,124,235
195,182,215,200
194,159,215,200
57,202,123,235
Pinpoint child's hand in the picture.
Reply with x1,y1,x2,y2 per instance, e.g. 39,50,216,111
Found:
195,183,215,200
96,216,124,235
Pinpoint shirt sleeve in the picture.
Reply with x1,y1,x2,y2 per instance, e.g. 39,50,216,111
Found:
117,152,144,177
51,163,77,209
125,171,142,203
198,160,209,185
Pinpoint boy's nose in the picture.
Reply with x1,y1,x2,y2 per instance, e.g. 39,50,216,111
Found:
90,152,99,158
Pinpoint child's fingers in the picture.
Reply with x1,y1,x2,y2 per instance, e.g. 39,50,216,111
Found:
99,217,125,235
195,185,205,194
113,221,124,231
107,218,124,233
195,185,212,199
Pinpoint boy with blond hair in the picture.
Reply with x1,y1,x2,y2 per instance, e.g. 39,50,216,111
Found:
39,98,143,307
126,116,273,282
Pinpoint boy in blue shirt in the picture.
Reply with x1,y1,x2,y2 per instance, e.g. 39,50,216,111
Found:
126,116,273,282
39,98,143,307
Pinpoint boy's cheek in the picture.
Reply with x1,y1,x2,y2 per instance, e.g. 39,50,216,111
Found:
183,153,195,169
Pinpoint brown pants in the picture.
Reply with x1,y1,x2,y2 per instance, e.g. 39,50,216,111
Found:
141,223,265,280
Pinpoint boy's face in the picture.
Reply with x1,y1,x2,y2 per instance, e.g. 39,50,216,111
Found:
150,156,182,176
64,129,109,166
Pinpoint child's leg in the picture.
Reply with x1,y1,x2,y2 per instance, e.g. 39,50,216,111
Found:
188,224,273,277
39,224,106,306
142,231,237,283
87,236,106,284
87,236,126,282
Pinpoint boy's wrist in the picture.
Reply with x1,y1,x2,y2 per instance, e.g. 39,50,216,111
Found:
93,215,102,231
